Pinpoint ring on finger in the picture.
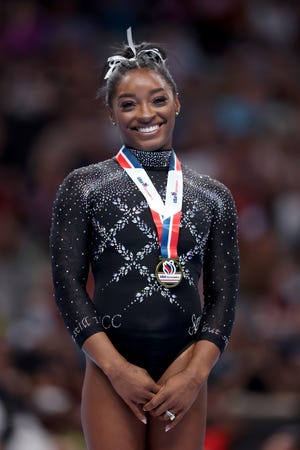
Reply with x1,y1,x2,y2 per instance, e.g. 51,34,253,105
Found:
166,410,176,421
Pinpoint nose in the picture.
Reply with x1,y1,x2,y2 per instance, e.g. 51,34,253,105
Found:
137,102,155,123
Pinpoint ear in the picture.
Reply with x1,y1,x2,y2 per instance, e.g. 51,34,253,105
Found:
174,95,181,115
107,106,116,126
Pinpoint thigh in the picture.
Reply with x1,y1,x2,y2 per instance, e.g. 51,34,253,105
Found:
148,382,207,450
81,357,146,450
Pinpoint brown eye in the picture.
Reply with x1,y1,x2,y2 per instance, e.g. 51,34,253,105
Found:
120,101,135,110
153,96,167,105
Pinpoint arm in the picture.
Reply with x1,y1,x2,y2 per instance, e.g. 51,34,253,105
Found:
50,170,159,421
143,340,220,431
50,170,104,345
144,183,239,429
198,183,239,352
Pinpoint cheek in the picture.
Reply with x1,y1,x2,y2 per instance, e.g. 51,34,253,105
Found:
116,109,135,123
167,114,176,130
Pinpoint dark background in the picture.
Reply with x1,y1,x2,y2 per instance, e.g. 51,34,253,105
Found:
0,1,299,449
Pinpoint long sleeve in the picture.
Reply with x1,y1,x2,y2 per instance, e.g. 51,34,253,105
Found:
50,169,104,347
198,182,239,352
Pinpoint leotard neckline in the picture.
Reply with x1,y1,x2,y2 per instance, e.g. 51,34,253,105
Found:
127,147,172,168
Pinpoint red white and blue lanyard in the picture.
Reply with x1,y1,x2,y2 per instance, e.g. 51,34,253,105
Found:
116,146,183,259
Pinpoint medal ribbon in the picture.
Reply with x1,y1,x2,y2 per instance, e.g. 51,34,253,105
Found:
116,146,182,259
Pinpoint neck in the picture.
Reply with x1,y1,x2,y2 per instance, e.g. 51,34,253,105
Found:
124,146,173,168
127,146,172,152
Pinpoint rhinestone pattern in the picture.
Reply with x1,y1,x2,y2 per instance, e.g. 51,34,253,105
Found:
50,150,239,354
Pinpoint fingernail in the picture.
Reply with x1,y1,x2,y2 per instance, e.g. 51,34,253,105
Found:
165,425,170,432
141,417,147,425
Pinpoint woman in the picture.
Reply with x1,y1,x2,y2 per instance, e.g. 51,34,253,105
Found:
50,28,239,450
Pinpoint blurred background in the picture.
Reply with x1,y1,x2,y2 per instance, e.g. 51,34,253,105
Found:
0,0,299,449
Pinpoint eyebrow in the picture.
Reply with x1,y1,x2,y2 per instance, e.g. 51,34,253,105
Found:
117,88,166,101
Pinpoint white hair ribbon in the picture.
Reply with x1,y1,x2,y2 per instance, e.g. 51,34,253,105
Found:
126,27,137,57
104,27,165,80
104,55,128,80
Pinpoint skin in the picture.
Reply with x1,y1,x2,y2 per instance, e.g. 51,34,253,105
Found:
108,68,180,152
81,68,221,450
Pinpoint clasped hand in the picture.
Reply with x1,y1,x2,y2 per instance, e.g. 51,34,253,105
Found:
108,343,202,431
108,360,160,424
109,361,202,432
143,369,202,431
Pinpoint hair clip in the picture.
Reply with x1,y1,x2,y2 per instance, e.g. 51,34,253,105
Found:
104,27,165,80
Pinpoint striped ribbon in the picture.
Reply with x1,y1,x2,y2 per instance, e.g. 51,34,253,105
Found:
116,146,182,259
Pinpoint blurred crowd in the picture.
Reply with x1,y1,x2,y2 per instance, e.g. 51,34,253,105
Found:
0,0,299,449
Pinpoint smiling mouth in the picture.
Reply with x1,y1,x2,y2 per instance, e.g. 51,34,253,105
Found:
135,124,161,134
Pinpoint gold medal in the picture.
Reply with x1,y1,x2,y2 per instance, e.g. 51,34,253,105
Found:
155,258,183,288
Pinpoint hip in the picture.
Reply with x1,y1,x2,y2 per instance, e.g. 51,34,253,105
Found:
107,329,197,381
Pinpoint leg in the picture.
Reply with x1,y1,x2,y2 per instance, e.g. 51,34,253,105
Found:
148,345,207,450
81,357,146,450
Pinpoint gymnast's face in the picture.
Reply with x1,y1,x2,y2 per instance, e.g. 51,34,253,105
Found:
109,68,180,151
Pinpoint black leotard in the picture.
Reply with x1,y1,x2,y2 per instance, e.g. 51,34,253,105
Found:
50,149,239,380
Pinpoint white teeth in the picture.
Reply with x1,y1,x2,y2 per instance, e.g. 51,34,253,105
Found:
137,124,159,133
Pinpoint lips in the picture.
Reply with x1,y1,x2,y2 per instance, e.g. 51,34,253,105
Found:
126,118,171,149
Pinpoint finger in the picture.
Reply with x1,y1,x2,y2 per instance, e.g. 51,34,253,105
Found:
150,402,172,420
129,402,148,425
130,382,160,402
148,401,170,417
144,386,161,401
150,410,171,422
143,386,166,411
137,386,161,404
151,415,167,422
150,382,162,394
163,410,176,422
165,411,183,432
137,380,161,398
140,373,159,387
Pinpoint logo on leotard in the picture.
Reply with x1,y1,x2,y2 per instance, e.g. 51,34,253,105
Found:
188,314,201,335
155,258,183,288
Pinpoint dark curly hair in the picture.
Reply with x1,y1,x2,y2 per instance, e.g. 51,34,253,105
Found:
99,41,178,108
